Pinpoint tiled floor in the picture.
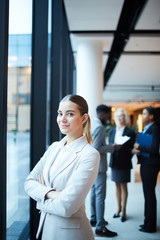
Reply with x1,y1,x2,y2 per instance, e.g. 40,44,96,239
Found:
86,170,160,240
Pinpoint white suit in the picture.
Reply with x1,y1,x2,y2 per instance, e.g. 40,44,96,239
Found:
24,136,100,240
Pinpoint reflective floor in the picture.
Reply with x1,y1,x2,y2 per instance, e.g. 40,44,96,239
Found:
86,169,160,240
7,132,30,239
7,132,160,239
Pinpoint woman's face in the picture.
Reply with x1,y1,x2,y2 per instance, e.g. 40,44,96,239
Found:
115,111,126,126
57,100,88,139
142,109,153,125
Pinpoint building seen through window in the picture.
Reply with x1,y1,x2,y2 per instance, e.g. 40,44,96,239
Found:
7,33,31,240
7,1,32,239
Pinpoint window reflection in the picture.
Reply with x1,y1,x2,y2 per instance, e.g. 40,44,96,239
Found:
7,0,32,238
7,33,31,240
46,0,52,146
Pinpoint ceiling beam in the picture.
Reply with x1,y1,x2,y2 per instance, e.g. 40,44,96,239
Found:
73,51,160,55
104,0,149,87
104,51,160,55
70,30,160,35
70,30,115,34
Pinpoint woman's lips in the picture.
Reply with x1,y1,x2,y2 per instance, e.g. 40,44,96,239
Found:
60,125,69,128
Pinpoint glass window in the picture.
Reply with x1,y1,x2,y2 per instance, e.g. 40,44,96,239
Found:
46,0,52,146
7,0,32,239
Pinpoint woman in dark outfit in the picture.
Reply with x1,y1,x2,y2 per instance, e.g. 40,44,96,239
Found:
132,107,160,233
109,108,135,222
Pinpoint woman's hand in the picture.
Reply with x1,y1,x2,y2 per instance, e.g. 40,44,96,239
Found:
134,142,139,149
45,190,61,199
132,142,140,154
37,173,46,186
132,148,140,155
37,173,61,199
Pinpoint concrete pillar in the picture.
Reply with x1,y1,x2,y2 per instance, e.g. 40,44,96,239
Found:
76,40,103,119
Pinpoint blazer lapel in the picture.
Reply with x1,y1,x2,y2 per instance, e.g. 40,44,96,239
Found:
123,127,128,136
111,128,116,142
50,151,78,183
43,144,62,186
50,136,88,183
145,122,154,134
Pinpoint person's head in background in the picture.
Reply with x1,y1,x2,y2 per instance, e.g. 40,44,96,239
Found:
57,94,93,144
114,108,130,128
96,104,111,126
142,106,158,126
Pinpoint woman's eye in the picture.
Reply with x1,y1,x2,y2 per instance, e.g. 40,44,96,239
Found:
68,113,73,116
57,112,62,116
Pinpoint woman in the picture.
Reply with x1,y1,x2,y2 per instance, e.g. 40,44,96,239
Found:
24,94,100,240
109,108,135,222
132,106,160,233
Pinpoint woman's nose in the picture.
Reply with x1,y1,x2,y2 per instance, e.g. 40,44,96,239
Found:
61,115,67,122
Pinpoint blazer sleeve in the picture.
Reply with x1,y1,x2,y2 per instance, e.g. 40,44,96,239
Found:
36,149,100,217
24,143,56,203
93,126,114,153
108,128,115,143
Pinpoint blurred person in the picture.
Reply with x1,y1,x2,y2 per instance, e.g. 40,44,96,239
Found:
24,95,100,240
90,104,118,238
109,108,135,222
132,106,160,233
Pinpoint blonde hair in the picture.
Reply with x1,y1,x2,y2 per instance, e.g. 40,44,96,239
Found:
114,108,130,127
61,95,93,144
83,115,93,144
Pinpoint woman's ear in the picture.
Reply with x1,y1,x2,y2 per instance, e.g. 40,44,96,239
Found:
82,113,88,124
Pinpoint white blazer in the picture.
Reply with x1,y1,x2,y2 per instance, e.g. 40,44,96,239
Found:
24,136,100,240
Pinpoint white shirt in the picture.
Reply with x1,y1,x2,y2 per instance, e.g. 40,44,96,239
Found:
114,126,125,144
49,136,84,181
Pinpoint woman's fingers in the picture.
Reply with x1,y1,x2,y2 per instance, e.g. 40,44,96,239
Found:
134,142,139,149
132,148,140,154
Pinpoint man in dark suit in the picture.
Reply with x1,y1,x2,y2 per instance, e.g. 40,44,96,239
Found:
90,104,118,238
133,107,160,233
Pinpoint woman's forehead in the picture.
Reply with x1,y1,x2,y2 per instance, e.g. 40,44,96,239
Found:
58,101,78,111
116,110,124,116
